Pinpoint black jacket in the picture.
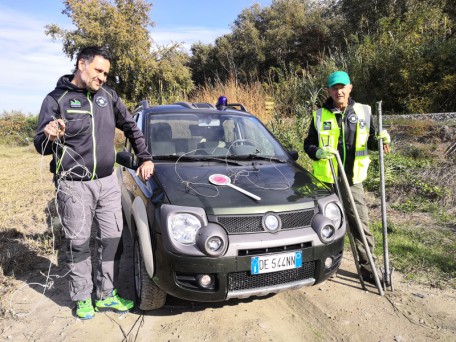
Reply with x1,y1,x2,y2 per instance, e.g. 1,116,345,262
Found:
304,97,379,183
34,75,151,181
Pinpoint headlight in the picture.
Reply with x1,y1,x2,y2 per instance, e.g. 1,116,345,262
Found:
311,214,336,244
321,225,335,239
207,237,223,252
168,213,201,245
324,202,342,229
196,224,229,257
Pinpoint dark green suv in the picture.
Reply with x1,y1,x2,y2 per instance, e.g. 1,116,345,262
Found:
116,100,345,310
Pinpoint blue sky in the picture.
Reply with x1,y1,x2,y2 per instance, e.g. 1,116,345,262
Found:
0,0,271,114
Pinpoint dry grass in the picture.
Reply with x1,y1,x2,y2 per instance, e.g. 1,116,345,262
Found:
189,77,273,123
0,145,54,234
0,145,58,316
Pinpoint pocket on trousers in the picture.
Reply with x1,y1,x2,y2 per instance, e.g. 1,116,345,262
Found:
57,193,91,240
69,277,91,298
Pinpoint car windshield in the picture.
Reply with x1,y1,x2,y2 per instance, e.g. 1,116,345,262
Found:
146,112,289,159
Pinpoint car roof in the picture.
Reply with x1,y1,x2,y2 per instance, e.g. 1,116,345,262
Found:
136,101,253,117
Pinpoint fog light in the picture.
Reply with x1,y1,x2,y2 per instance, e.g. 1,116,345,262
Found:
207,237,223,252
324,257,333,269
196,274,214,289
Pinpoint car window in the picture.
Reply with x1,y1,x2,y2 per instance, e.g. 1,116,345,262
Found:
122,112,141,154
146,112,288,159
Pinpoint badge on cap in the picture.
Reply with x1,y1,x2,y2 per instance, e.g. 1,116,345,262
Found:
348,114,357,124
95,96,108,107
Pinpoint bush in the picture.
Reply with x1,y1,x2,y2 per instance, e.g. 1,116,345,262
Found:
0,111,38,146
267,115,312,170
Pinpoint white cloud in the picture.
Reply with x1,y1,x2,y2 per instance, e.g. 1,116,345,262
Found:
0,6,231,113
0,6,73,114
151,26,230,51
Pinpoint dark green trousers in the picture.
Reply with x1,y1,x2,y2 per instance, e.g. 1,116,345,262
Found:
339,182,376,273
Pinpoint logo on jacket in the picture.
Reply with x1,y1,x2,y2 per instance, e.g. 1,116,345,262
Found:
359,119,366,128
323,121,332,130
70,99,81,108
348,114,358,124
95,96,108,107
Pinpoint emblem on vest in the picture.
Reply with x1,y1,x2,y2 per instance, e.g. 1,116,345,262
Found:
359,119,366,128
69,99,81,108
95,96,108,107
348,114,357,124
323,121,332,130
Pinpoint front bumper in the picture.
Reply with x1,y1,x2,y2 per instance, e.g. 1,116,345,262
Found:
152,234,344,302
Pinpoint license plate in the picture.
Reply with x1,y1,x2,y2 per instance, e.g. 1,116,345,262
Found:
251,251,302,275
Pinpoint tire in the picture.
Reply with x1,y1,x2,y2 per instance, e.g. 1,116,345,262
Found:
133,230,167,310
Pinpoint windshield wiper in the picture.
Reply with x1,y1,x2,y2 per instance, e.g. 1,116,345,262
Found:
153,154,242,165
153,155,193,160
227,154,287,163
199,157,243,165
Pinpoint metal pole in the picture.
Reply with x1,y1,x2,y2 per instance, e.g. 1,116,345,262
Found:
376,101,394,290
333,151,384,296
328,158,366,290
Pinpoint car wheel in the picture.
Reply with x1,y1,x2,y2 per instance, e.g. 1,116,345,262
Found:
133,230,167,310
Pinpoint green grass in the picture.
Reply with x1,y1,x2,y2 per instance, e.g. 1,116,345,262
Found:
371,219,455,288
311,120,456,289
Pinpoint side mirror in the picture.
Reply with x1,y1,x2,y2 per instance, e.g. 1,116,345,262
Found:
116,151,138,170
288,150,299,161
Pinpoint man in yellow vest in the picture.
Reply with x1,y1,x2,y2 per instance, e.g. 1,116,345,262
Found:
304,71,391,284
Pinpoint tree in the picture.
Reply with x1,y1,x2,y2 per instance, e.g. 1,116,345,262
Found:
154,44,194,103
345,0,456,112
189,0,343,85
188,43,217,85
46,0,193,107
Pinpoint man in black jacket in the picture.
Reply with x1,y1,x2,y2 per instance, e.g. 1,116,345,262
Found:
304,71,391,285
34,46,154,319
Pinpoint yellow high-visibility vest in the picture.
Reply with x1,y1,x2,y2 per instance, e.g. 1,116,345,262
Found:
312,103,371,184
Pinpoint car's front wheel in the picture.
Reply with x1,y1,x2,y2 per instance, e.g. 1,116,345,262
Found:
133,230,167,310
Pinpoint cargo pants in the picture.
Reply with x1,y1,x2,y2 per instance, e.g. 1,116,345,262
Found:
339,182,376,273
56,173,123,301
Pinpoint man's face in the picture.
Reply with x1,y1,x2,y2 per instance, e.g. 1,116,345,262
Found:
79,55,110,92
328,83,352,109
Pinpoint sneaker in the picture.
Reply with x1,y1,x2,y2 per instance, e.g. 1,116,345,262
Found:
76,298,95,320
95,289,134,313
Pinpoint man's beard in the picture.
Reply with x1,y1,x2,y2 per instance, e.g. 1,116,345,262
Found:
81,72,100,92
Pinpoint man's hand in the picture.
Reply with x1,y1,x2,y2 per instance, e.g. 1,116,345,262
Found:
136,160,155,181
44,119,65,141
377,130,391,154
377,130,391,144
316,146,337,159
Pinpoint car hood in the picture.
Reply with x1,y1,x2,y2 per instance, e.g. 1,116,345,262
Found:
153,162,330,215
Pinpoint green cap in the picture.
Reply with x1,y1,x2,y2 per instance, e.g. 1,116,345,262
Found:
327,71,351,88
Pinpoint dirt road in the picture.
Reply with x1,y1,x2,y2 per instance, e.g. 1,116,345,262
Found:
1,230,455,342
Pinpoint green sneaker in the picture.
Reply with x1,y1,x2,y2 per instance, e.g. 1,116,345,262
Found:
95,289,134,313
76,298,95,320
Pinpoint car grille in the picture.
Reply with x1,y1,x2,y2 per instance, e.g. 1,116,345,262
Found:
238,243,312,256
216,209,315,234
227,261,315,291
